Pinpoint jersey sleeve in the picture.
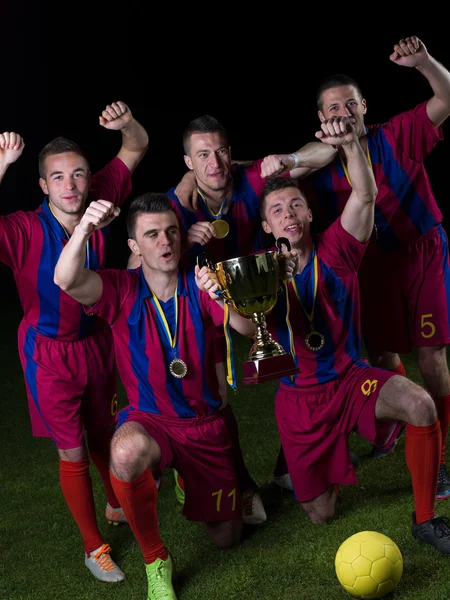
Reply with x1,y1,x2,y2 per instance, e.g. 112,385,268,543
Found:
319,217,368,273
89,157,132,208
380,101,443,163
0,211,33,270
86,269,133,325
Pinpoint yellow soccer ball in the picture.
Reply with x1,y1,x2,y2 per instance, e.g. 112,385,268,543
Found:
335,531,403,599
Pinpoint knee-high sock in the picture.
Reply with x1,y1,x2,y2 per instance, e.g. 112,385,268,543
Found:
273,445,289,477
221,404,256,492
405,421,441,524
110,469,167,565
87,429,120,508
434,395,450,464
59,459,103,555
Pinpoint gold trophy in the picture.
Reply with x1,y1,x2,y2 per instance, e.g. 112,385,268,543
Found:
198,239,299,385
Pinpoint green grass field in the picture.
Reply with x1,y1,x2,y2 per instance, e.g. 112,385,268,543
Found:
2,301,450,600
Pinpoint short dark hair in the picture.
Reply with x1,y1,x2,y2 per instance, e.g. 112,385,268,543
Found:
316,74,363,111
260,177,308,220
126,192,176,239
38,137,89,179
182,115,229,155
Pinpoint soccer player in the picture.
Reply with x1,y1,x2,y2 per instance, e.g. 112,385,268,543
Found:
0,101,148,582
261,36,450,491
159,115,337,500
54,192,257,600
260,115,450,555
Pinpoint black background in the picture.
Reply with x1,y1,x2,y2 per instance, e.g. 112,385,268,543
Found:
2,13,450,308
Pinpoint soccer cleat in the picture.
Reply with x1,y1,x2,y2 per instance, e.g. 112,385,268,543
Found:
85,543,125,583
146,556,177,599
105,503,128,526
241,488,267,525
273,473,293,491
412,512,450,554
367,440,397,460
436,464,450,500
173,470,185,506
349,450,359,467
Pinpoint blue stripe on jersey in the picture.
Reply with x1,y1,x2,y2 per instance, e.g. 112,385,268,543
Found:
310,167,340,224
127,279,158,413
438,224,450,331
235,164,262,220
186,274,217,406
23,327,50,433
375,128,438,248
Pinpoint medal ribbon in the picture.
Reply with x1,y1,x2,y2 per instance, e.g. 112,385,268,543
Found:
290,250,318,326
223,302,237,391
197,187,227,219
150,286,178,354
284,281,298,382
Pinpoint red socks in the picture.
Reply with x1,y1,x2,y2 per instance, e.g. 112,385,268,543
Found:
87,429,121,508
405,421,441,524
110,469,167,564
59,459,103,555
391,362,407,377
434,395,450,464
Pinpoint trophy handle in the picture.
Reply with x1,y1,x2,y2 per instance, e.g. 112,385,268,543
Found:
196,252,226,300
275,237,291,253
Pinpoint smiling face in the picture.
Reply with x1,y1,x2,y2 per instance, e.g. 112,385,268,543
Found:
318,84,367,138
128,210,181,274
184,132,232,194
39,152,90,217
261,185,313,250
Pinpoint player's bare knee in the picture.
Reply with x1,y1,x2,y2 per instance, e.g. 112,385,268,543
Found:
405,389,436,426
110,430,149,479
204,519,242,549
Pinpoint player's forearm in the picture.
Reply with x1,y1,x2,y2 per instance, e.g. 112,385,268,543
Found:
54,226,91,292
418,56,450,104
120,117,149,153
342,141,377,205
291,142,338,170
214,298,256,338
0,163,10,184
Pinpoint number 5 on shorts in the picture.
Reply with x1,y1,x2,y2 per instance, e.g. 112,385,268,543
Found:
421,314,436,339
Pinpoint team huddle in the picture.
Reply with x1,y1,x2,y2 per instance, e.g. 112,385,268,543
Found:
2,36,450,600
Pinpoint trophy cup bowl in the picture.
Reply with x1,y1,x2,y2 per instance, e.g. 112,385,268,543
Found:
214,243,300,385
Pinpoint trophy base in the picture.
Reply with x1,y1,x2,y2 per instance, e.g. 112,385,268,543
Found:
242,354,300,385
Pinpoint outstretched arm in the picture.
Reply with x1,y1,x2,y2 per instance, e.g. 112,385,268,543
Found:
54,201,120,305
260,141,337,179
390,36,450,127
0,132,25,184
99,101,149,174
316,117,377,242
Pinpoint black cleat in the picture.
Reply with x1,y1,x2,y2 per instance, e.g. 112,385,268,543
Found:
436,464,450,501
412,512,450,554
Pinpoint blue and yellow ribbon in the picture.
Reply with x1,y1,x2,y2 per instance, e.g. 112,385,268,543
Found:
197,186,228,219
223,301,237,391
150,286,178,350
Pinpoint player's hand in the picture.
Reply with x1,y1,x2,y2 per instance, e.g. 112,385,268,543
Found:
315,116,358,146
195,264,221,299
261,154,289,178
78,200,120,234
0,132,25,166
389,36,428,69
278,249,299,280
175,171,199,211
187,221,216,247
99,101,132,131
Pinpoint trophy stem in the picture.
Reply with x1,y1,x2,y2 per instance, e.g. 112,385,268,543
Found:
249,313,287,361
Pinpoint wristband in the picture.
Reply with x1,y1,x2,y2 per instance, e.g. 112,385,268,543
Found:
289,153,299,169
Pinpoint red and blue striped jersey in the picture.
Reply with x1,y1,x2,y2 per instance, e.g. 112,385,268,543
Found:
88,266,226,418
0,157,132,340
168,160,267,263
303,102,443,251
268,219,368,387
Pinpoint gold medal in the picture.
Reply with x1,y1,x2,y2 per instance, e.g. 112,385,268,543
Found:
212,219,230,239
169,358,188,378
305,330,325,352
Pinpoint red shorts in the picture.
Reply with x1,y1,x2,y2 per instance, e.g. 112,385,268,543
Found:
359,225,450,353
18,319,117,449
275,362,403,502
117,408,241,522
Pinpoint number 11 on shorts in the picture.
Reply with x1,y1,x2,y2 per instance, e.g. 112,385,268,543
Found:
212,488,237,512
